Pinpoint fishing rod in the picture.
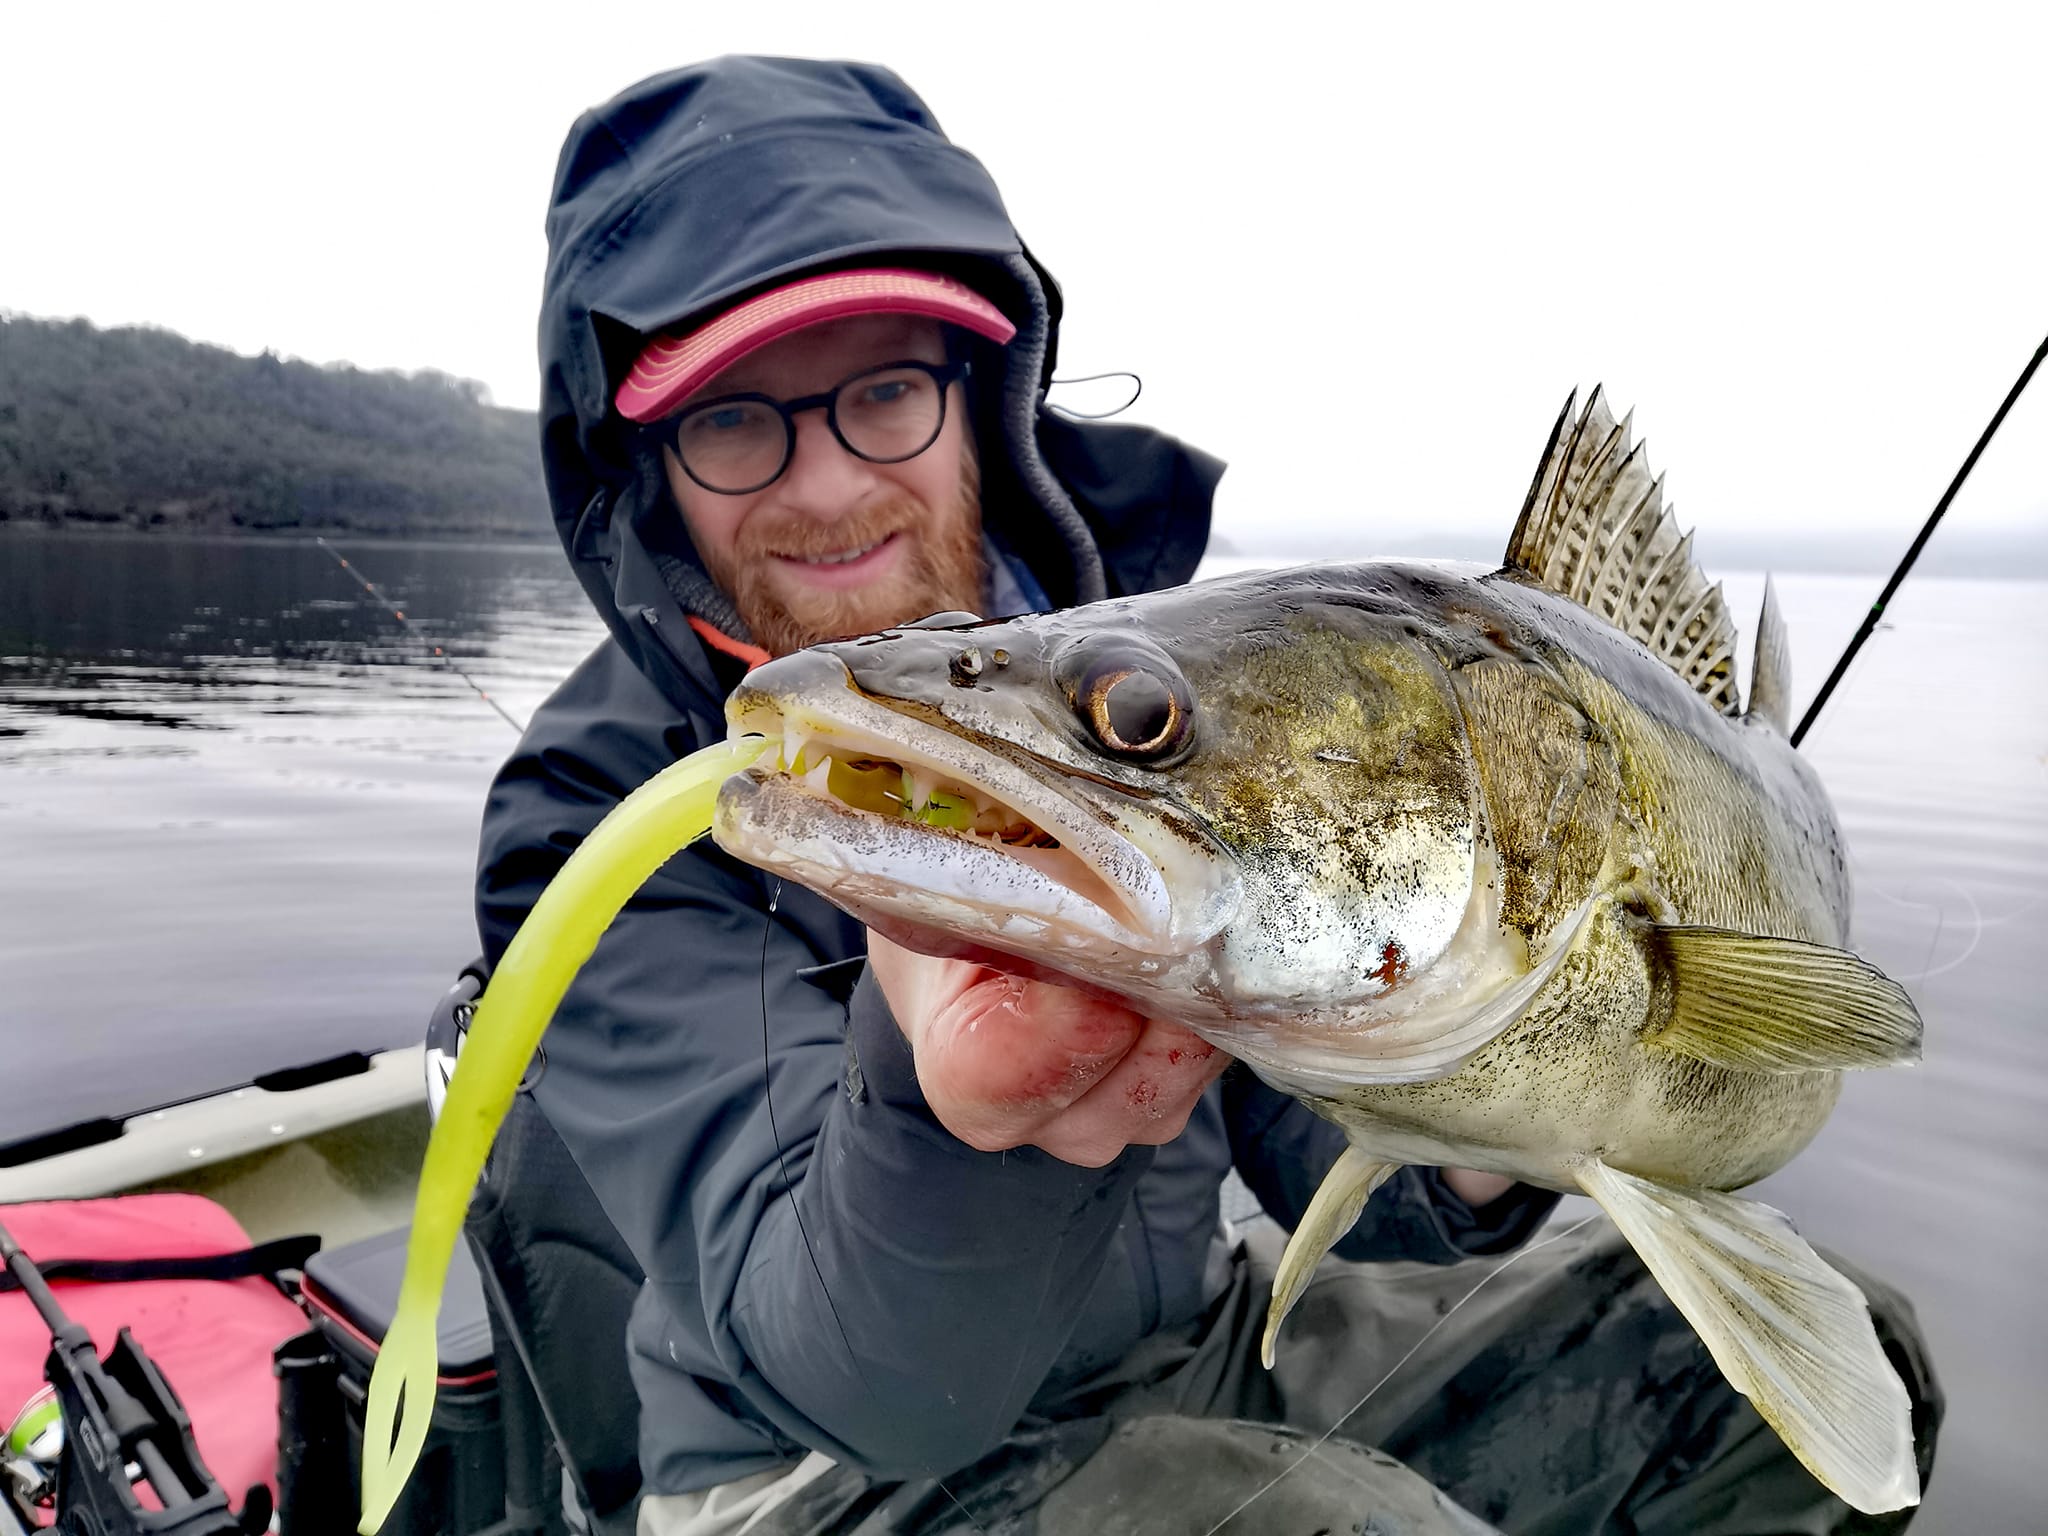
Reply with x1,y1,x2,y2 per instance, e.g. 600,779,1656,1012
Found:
0,1219,257,1536
311,535,528,735
1792,331,2048,747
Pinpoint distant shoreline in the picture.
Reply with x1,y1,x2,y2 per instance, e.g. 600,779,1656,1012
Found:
0,518,555,550
1211,528,2048,580
6,519,2040,580
0,313,549,548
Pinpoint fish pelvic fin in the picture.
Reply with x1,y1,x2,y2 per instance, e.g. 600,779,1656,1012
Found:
1261,1146,1399,1368
1747,575,1793,732
1504,387,1742,718
1642,926,1923,1072
1573,1159,1920,1515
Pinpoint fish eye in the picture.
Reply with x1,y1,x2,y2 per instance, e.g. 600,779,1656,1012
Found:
1076,659,1193,759
1094,669,1175,750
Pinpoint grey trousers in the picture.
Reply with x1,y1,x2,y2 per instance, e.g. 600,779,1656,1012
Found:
651,1212,1942,1536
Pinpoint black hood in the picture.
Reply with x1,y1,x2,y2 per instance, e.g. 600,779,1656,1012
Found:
536,56,1221,716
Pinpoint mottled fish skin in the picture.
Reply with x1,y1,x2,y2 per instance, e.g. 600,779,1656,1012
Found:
712,390,1924,1512
1291,564,1851,1194
719,556,1846,1194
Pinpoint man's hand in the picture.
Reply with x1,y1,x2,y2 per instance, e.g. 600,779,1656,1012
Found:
867,930,1227,1167
1439,1168,1517,1207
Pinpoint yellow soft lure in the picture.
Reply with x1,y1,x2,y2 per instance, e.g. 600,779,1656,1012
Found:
357,736,771,1534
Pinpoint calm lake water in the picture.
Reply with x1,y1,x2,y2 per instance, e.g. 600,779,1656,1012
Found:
2,527,2041,1531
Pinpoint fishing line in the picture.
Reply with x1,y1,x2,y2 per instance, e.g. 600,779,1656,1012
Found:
1870,879,2041,986
757,883,987,1533
1792,331,2048,747
756,878,860,1375
312,534,527,734
1867,875,1991,985
1201,1210,1603,1536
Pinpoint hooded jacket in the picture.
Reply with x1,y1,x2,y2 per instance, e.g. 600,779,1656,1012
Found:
476,56,1559,1498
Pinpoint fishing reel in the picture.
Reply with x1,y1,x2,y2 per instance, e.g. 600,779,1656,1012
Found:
424,966,542,1128
0,1220,269,1536
3,1385,62,1525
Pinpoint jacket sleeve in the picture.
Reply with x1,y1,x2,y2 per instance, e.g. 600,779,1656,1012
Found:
1220,1066,1561,1264
476,648,1151,1479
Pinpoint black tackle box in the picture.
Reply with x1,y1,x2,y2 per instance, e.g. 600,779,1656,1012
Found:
290,1228,505,1536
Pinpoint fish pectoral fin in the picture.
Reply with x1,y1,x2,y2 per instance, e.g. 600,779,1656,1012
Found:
1261,1146,1398,1368
1642,926,1922,1072
1574,1159,1919,1515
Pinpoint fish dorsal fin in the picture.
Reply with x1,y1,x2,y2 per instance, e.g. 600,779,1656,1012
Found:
1748,575,1792,731
1506,388,1742,717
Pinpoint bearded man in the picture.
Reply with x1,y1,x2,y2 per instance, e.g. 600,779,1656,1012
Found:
636,301,996,662
466,55,1936,1536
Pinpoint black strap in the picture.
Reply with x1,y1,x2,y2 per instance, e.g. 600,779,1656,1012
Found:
0,1234,320,1295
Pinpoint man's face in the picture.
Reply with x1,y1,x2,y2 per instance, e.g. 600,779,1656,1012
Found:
662,313,985,657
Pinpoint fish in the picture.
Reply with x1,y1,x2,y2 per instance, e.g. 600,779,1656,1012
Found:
711,388,1925,1514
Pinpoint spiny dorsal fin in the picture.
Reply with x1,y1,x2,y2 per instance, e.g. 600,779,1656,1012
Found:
1748,575,1792,731
1506,388,1743,717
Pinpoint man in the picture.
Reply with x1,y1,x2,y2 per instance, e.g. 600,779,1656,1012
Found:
473,57,1937,1536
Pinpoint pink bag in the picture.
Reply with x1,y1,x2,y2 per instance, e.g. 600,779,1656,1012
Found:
1,1194,313,1505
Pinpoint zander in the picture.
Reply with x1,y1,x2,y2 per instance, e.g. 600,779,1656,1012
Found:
714,389,1924,1514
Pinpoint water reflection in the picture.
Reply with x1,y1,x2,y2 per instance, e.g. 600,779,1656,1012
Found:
0,529,606,1145
0,532,593,743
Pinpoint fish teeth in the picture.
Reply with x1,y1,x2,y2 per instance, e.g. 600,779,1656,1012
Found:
784,727,811,775
801,755,834,797
905,764,944,813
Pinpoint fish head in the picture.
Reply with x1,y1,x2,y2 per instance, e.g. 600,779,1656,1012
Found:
715,594,1244,972
714,567,1539,1079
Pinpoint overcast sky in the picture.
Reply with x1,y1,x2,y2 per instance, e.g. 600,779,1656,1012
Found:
4,2,2042,559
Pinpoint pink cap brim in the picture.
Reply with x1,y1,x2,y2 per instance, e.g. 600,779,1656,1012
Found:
615,267,1016,423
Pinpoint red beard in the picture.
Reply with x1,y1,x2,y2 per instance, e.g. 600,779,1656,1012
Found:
701,459,987,658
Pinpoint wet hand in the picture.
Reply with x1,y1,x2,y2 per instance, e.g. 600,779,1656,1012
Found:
867,929,1227,1167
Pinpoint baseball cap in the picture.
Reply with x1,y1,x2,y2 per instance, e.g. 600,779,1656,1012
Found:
615,267,1017,424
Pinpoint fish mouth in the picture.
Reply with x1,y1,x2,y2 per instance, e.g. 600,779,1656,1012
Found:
715,651,1237,956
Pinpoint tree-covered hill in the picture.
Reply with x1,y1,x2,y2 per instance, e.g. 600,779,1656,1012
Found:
0,313,550,537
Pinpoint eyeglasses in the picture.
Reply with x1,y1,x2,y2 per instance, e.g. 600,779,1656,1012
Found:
661,357,972,496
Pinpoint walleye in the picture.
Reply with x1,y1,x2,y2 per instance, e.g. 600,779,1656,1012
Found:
712,389,1925,1514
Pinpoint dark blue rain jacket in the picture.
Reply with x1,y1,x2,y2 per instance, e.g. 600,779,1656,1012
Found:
476,56,1558,1497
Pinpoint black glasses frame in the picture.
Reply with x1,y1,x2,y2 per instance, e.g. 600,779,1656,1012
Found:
661,357,972,496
